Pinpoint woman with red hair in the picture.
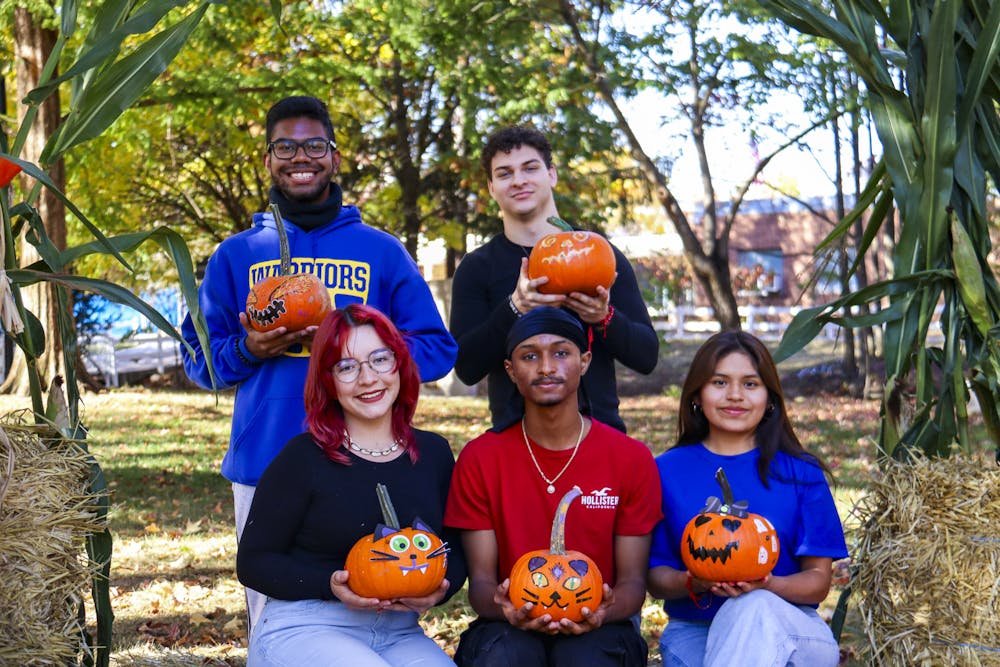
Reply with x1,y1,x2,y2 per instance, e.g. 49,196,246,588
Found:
238,304,465,667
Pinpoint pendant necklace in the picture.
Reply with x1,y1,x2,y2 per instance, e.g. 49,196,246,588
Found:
522,414,586,494
347,437,402,457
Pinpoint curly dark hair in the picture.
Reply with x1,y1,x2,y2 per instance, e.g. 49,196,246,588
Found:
480,125,553,180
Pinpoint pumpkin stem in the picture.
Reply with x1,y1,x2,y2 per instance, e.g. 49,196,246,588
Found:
547,216,574,232
375,483,400,530
715,467,735,506
550,486,583,555
269,202,292,277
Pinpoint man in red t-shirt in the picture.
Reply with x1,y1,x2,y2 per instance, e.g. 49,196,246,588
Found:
445,306,662,667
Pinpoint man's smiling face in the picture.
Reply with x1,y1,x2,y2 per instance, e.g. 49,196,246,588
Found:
264,117,340,204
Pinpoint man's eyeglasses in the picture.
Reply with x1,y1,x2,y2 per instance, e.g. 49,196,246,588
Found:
267,138,337,160
332,348,397,383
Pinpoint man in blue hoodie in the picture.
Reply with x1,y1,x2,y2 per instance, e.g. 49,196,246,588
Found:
180,95,457,627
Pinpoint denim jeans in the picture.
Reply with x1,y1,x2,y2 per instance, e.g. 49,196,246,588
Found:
248,598,455,667
454,617,648,667
233,482,267,631
659,590,839,667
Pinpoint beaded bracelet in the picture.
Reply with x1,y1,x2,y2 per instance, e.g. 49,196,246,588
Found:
508,294,523,317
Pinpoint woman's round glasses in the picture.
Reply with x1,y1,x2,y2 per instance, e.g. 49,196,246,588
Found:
332,348,397,383
267,138,336,160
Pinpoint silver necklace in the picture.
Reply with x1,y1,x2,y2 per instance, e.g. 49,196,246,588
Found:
348,438,402,457
521,414,586,494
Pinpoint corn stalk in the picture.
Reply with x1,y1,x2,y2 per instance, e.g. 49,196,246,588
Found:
767,0,1000,460
0,1,262,663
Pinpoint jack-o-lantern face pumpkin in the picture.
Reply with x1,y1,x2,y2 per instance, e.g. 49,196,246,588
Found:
509,486,603,622
344,484,449,599
681,467,780,583
245,273,331,332
528,228,616,297
244,202,333,333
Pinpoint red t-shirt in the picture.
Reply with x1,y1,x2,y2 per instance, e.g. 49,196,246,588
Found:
444,419,663,586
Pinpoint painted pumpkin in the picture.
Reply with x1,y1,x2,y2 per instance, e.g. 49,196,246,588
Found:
345,483,449,599
245,272,331,332
681,467,780,583
528,229,616,296
508,486,603,622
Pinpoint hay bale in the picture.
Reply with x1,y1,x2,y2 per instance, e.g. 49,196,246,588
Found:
853,455,1000,666
0,417,105,666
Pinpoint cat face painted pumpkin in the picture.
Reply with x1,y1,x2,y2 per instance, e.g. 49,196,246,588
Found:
681,467,780,582
344,483,448,599
508,486,603,622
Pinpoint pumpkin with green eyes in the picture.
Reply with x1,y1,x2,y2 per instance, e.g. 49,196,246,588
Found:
345,484,449,599
508,486,603,622
681,467,780,582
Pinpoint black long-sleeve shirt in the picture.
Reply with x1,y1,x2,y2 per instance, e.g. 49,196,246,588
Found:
237,429,466,602
450,232,659,433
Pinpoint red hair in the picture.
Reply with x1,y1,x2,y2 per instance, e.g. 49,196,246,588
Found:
304,304,420,464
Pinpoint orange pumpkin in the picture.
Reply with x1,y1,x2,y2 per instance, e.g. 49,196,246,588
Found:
508,486,603,622
245,273,331,332
345,483,449,599
528,228,615,296
244,203,332,332
681,467,780,583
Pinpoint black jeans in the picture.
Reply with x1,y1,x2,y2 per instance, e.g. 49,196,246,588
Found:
454,617,648,667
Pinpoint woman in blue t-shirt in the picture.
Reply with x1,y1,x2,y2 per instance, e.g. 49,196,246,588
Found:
648,330,847,667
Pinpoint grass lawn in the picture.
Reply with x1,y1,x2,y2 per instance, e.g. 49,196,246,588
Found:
1,337,992,665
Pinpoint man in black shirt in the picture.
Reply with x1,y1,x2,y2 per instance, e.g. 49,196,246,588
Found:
449,126,659,433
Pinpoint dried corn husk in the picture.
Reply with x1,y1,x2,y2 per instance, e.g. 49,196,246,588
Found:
853,455,1000,666
0,416,105,666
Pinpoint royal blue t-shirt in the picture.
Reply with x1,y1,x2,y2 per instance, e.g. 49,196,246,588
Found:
650,444,848,621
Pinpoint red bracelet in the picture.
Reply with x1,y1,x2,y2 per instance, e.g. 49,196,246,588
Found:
586,305,615,351
685,572,712,609
597,305,614,330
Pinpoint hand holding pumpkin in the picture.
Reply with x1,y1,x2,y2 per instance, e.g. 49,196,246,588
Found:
239,311,316,359
329,569,386,611
552,582,614,635
563,282,617,326
512,258,568,313
494,578,559,634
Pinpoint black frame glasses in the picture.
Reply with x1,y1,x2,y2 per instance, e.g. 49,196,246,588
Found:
332,348,398,383
267,137,337,160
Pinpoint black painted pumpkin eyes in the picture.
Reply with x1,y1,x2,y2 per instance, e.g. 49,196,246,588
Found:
721,518,743,532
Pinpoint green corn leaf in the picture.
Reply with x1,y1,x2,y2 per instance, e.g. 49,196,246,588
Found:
7,270,195,359
1,152,130,269
951,217,992,335
956,0,1000,133
43,3,210,160
26,0,192,105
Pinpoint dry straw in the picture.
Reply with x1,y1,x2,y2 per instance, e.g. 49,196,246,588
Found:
0,414,105,666
852,455,1000,666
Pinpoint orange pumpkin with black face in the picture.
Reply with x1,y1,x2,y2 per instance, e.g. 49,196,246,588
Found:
245,273,331,332
508,487,603,622
344,483,449,599
528,230,616,296
681,467,780,582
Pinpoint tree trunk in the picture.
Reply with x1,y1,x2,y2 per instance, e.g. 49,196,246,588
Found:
2,7,68,395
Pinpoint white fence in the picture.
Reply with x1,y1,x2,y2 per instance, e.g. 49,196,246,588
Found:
652,304,839,341
82,332,183,388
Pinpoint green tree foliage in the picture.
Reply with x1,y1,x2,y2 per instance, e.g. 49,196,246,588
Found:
547,0,839,329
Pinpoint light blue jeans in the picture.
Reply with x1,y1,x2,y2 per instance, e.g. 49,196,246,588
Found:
660,590,840,667
248,598,455,667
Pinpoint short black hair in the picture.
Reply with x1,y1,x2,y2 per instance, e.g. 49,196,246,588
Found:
481,125,553,180
265,96,336,144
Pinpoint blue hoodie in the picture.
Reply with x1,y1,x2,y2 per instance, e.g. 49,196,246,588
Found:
181,205,457,485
